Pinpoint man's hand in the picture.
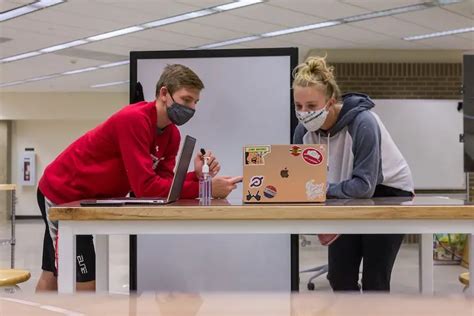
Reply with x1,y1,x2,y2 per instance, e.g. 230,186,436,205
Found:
211,176,243,199
194,150,220,179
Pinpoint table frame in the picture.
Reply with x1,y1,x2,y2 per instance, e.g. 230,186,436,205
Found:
57,218,474,296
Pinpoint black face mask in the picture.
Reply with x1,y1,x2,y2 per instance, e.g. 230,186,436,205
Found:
166,94,195,126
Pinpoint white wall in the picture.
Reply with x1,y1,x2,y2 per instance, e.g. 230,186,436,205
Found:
373,99,464,190
1,92,128,216
0,92,127,120
11,120,102,216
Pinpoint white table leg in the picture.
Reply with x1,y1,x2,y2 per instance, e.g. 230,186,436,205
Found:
58,222,76,294
95,235,109,293
419,234,434,294
467,234,473,297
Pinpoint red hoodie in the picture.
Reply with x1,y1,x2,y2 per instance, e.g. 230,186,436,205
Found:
39,101,199,204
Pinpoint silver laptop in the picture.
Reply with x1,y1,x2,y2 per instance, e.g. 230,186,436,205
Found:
80,135,196,206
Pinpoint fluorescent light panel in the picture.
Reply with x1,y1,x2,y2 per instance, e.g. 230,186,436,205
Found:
39,40,89,53
99,60,130,68
62,67,98,75
214,0,263,11
0,59,128,88
0,0,64,22
0,80,28,87
198,36,261,48
91,80,129,88
404,27,474,41
434,0,464,4
0,6,36,21
262,21,341,37
142,9,217,28
342,3,432,22
26,74,60,82
87,26,144,41
1,51,41,62
142,1,263,28
32,0,64,8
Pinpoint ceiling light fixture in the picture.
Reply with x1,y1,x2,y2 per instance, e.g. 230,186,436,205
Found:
0,0,64,22
91,80,129,88
198,35,262,48
403,26,474,40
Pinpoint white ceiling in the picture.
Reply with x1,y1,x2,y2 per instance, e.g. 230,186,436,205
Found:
0,0,472,92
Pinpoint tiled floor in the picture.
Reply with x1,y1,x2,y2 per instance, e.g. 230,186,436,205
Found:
0,220,468,295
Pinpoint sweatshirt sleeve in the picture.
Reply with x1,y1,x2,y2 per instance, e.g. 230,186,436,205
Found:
151,126,199,199
327,112,382,199
114,111,174,197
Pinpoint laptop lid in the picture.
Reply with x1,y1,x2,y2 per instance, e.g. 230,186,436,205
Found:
242,144,327,203
166,135,196,202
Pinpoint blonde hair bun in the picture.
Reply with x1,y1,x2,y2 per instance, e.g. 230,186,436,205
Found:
292,55,341,101
305,56,335,83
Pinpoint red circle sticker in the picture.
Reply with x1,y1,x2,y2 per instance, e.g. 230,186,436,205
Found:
302,148,323,165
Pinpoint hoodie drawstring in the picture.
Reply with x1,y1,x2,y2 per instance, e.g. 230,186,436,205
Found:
327,133,330,172
317,132,330,171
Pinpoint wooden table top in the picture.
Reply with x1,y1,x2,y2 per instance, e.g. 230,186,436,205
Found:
48,196,474,221
0,184,16,191
0,293,472,316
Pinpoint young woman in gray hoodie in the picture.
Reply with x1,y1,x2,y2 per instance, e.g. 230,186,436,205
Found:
293,56,414,292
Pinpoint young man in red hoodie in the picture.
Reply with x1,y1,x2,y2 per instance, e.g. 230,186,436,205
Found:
36,64,242,291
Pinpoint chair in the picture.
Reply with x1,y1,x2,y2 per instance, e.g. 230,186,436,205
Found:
300,264,328,291
0,269,30,293
299,235,328,291
459,272,470,292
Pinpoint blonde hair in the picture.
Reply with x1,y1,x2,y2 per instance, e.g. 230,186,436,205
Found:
292,56,341,101
156,64,204,96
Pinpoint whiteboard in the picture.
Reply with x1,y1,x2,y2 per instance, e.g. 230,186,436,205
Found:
132,49,298,293
372,99,465,190
136,55,293,200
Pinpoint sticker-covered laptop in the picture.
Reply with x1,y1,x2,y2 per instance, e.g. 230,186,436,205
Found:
243,144,327,203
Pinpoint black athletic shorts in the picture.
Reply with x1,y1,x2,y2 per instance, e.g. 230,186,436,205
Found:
37,188,96,282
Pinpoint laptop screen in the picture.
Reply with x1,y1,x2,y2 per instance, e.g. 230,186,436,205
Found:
167,135,196,202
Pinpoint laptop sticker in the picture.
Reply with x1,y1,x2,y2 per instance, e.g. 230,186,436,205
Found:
244,146,271,165
249,176,264,188
306,180,325,200
302,148,323,165
290,145,302,156
263,185,277,199
246,190,262,201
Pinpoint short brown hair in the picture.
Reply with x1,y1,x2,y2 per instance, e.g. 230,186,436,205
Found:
155,64,204,96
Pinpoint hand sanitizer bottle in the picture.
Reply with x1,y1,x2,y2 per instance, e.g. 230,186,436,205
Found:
199,157,212,205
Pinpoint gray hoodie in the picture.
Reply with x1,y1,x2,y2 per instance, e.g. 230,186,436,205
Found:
293,93,414,199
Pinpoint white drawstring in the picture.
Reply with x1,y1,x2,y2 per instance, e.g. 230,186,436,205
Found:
316,131,330,171
327,133,330,172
